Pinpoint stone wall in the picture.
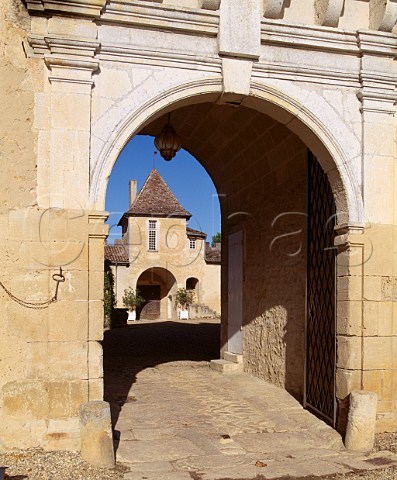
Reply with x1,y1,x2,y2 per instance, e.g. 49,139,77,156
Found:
1,0,397,451
241,150,307,400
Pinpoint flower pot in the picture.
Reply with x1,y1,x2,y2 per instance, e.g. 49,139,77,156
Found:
179,310,189,320
127,310,136,322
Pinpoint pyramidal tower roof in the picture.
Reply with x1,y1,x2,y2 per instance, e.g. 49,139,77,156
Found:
124,169,191,219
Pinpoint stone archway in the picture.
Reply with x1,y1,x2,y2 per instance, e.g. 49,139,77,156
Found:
9,0,397,451
95,88,358,429
136,267,177,320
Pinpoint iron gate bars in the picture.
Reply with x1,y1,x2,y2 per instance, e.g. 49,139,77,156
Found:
304,151,337,426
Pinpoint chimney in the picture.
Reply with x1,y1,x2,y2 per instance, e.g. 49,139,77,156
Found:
129,180,137,206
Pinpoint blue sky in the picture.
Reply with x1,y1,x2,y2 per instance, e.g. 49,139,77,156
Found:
105,135,221,244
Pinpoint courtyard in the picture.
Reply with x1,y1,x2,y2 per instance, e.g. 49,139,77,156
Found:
103,318,397,480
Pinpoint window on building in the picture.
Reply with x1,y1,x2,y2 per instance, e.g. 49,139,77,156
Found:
148,220,158,251
189,238,196,249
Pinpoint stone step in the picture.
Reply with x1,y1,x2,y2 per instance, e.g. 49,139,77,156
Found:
223,351,243,364
189,303,218,318
210,359,243,373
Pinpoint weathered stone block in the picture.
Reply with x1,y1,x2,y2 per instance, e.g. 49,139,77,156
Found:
88,341,103,379
337,300,362,336
48,16,98,38
7,301,48,341
48,382,71,418
25,341,49,380
337,275,362,302
45,418,80,451
363,337,393,370
363,276,382,302
88,269,104,300
80,401,115,467
89,300,104,341
2,381,49,419
335,368,362,399
48,342,88,380
49,240,88,271
378,302,393,336
345,390,377,452
70,381,89,416
363,370,392,401
48,301,88,341
88,378,104,401
88,239,106,272
337,336,362,370
363,301,379,336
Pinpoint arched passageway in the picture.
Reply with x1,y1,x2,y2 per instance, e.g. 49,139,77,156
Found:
100,95,346,427
136,267,177,320
186,277,199,302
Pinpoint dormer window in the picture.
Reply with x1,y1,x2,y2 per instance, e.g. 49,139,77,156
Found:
148,220,158,251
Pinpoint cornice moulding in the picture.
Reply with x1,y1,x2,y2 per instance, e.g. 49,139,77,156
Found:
98,44,221,72
356,30,397,56
28,34,100,57
253,62,360,87
100,1,219,37
261,21,359,54
45,36,100,57
44,55,99,71
26,0,107,17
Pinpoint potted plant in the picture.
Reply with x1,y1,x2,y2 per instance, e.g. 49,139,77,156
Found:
122,287,145,322
175,287,195,319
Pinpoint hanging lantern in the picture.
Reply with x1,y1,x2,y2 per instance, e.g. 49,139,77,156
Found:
154,114,182,161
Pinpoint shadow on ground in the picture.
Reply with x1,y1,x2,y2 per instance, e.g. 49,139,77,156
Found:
103,320,220,445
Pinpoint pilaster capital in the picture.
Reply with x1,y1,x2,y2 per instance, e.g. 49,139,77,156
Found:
334,223,366,251
357,31,397,114
88,212,109,239
29,35,100,85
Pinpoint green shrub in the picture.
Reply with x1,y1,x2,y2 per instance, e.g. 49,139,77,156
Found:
122,287,145,312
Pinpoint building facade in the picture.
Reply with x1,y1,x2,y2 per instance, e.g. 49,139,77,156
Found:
1,0,397,450
105,169,221,319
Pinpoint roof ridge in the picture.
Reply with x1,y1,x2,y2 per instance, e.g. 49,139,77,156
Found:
123,169,191,219
129,168,155,208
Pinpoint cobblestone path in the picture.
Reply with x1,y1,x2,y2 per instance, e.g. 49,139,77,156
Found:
103,320,397,480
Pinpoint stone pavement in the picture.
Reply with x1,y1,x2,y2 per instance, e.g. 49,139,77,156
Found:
103,320,397,480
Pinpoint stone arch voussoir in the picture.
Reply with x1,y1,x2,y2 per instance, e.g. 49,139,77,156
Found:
90,78,363,225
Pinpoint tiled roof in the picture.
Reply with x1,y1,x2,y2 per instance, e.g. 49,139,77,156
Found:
205,246,221,264
104,244,129,265
124,169,191,219
186,227,206,239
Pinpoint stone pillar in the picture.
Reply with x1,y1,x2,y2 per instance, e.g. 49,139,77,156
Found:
80,401,115,467
345,390,377,451
334,224,365,433
88,213,108,401
29,16,100,211
357,32,397,433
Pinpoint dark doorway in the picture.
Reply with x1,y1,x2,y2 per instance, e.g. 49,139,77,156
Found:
304,152,336,426
138,285,161,320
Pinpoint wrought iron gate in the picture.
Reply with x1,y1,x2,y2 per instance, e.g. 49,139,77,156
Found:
304,152,337,426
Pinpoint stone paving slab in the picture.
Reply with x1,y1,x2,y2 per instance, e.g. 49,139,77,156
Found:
117,437,204,463
103,323,397,480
